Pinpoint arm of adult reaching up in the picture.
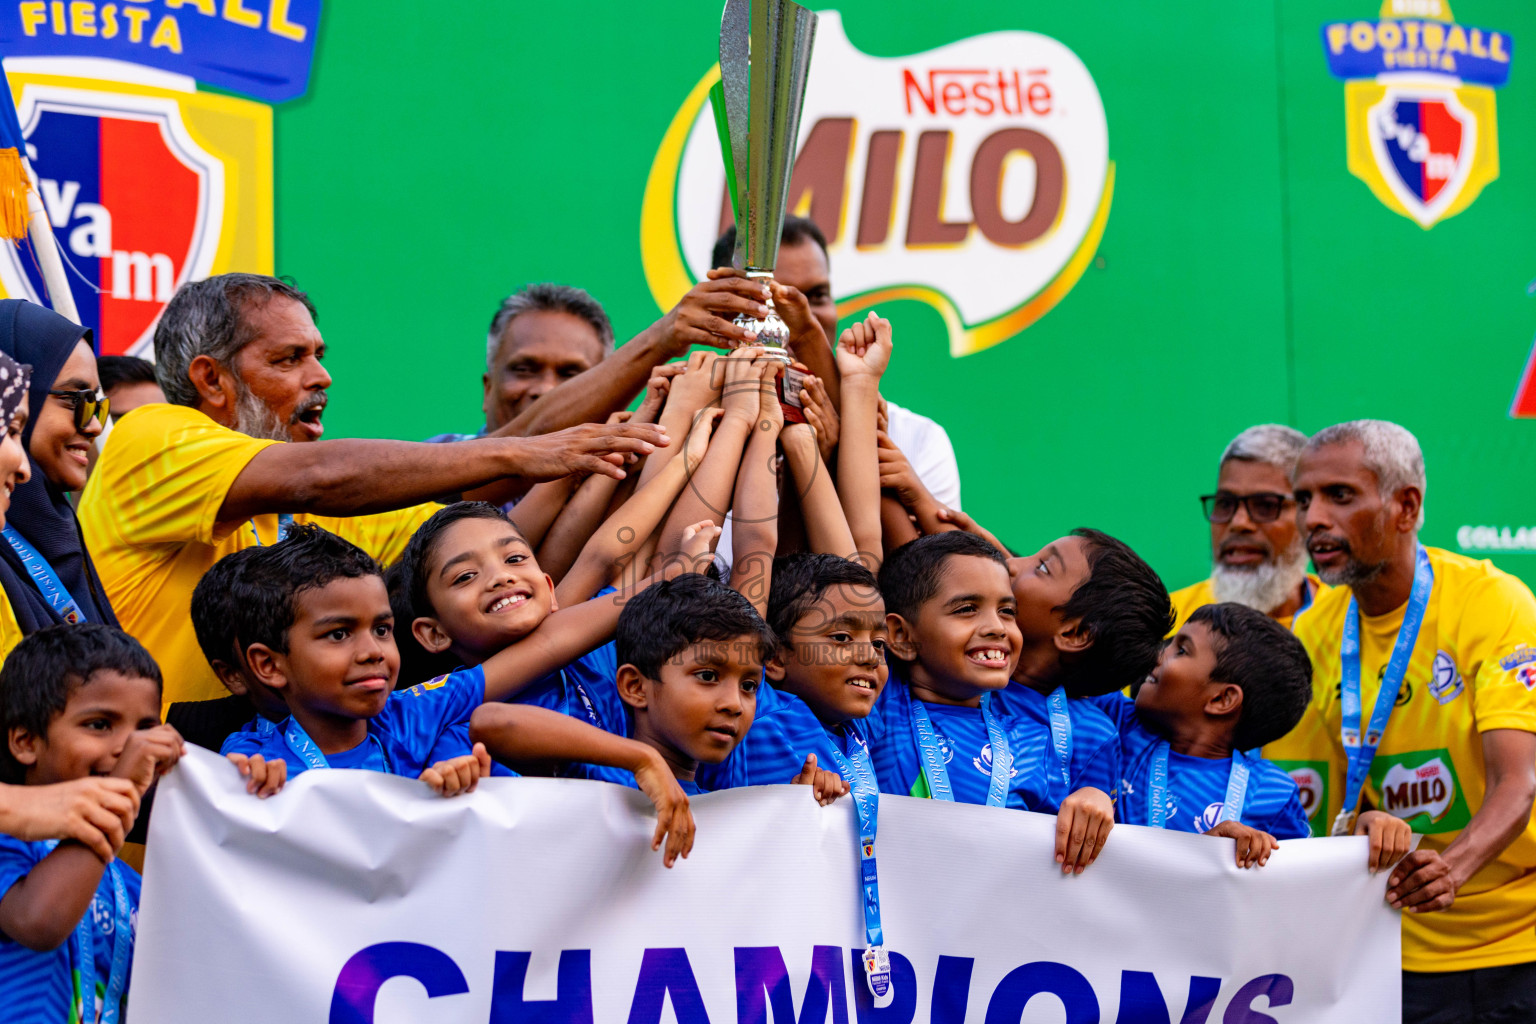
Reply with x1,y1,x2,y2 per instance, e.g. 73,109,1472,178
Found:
218,421,668,525
1385,728,1536,913
489,277,770,440
835,312,892,570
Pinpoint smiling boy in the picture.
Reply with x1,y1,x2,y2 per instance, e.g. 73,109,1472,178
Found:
0,625,183,1024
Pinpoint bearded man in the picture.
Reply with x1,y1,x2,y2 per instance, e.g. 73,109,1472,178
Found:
1170,423,1326,631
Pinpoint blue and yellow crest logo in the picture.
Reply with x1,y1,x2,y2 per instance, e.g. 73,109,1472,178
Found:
1322,1,1512,228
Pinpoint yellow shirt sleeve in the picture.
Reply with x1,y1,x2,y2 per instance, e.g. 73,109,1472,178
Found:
79,403,279,550
1457,571,1536,734
314,502,441,569
1168,578,1215,635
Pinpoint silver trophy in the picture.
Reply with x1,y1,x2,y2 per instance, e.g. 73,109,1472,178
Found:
712,0,817,418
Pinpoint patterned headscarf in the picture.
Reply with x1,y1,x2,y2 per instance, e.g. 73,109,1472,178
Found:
0,350,28,429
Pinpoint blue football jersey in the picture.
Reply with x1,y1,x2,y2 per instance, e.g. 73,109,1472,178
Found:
0,835,142,1024
697,681,871,790
991,682,1122,812
1095,693,1310,838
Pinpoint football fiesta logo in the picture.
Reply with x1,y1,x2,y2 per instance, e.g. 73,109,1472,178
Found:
641,12,1111,357
1322,0,1512,229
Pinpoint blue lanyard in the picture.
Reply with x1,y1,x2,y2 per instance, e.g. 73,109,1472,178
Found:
282,717,392,774
1045,686,1073,789
1147,743,1250,829
250,513,296,546
1332,545,1433,836
43,844,131,1024
825,730,891,1003
909,692,1011,806
2,527,87,624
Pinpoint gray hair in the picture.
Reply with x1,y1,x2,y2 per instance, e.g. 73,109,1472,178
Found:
1220,423,1308,477
1306,419,1427,529
153,274,316,407
486,283,615,368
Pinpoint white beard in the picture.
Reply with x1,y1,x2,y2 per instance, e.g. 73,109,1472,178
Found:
1211,538,1310,616
233,376,289,442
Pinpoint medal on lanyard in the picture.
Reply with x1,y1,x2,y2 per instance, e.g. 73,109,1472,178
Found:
1330,546,1433,837
2,527,88,624
1045,687,1073,789
909,693,1012,806
826,731,893,1006
47,845,131,1024
250,513,296,546
1147,744,1250,829
283,717,392,773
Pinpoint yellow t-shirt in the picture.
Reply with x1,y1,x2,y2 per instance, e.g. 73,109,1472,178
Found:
0,591,22,671
1280,546,1536,972
77,404,440,710
1168,574,1329,633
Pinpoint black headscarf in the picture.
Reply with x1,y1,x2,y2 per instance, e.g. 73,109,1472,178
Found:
0,299,119,631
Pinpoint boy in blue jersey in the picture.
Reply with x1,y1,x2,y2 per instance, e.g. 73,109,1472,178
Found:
471,572,783,800
0,625,183,1024
697,554,883,793
868,532,1118,873
1099,602,1410,867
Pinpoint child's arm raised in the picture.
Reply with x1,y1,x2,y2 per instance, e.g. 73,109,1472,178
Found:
781,416,856,558
729,358,784,618
481,522,721,704
1204,820,1279,869
557,407,721,606
656,348,762,560
507,476,580,550
1054,787,1114,875
470,703,695,867
878,430,953,535
636,353,721,490
835,312,892,570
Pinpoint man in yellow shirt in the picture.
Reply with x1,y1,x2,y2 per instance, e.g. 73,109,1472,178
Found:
1169,424,1325,633
1289,419,1536,1023
77,274,667,748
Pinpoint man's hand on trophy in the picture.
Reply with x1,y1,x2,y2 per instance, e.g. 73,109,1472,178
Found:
836,311,893,381
655,271,771,354
765,279,829,356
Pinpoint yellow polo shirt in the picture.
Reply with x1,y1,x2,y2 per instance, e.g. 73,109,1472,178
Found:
78,404,439,710
1285,547,1536,972
0,593,21,671
1168,573,1328,633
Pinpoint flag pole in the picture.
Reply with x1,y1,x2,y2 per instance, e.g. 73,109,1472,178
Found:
20,156,78,324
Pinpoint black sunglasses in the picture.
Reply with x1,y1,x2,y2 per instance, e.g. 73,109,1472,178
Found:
48,387,109,432
1200,491,1292,524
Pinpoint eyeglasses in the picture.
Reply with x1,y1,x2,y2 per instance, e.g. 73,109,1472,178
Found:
1200,491,1292,524
48,387,109,432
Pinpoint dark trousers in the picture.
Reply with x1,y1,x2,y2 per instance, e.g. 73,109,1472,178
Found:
1403,961,1536,1024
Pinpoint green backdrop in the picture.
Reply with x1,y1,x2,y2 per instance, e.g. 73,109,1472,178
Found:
269,0,1536,592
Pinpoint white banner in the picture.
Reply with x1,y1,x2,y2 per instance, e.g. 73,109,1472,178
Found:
129,747,1401,1023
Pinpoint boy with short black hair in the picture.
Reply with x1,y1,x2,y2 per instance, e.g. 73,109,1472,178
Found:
869,531,1120,874
698,553,885,792
0,624,183,1024
472,572,776,794
1097,603,1408,868
190,547,287,726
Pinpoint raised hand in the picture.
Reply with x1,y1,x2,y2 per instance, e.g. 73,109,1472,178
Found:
226,752,287,799
662,351,723,420
720,346,767,423
683,407,724,473
0,777,140,863
655,271,772,354
835,311,892,381
678,520,722,573
800,375,839,464
1204,820,1279,869
507,421,670,481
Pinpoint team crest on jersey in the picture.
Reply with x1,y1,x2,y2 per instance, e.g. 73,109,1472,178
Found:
1321,2,1511,229
972,743,1017,780
1498,645,1536,671
1428,650,1464,704
1519,664,1536,691
1193,802,1226,833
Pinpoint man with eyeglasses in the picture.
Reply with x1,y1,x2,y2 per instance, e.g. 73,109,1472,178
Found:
1170,424,1326,633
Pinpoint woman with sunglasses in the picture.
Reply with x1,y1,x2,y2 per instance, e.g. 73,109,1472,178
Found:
0,300,120,664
